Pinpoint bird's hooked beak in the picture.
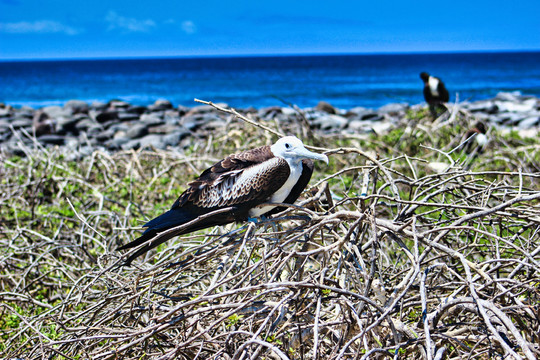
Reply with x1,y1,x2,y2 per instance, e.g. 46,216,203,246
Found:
294,146,329,164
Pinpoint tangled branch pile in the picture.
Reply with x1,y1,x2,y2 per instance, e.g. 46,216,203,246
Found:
1,103,540,359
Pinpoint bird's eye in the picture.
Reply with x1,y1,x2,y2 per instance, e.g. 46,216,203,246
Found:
285,143,291,149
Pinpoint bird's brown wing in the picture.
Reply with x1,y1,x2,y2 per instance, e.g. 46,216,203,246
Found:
172,145,290,211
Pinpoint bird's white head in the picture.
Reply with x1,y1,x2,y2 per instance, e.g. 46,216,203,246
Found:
271,136,329,165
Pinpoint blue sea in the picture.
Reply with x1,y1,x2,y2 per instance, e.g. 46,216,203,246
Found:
1,52,539,110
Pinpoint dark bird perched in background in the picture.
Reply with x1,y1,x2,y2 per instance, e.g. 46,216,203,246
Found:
420,72,450,118
118,136,328,265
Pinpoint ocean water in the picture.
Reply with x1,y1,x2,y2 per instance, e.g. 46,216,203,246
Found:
1,52,539,110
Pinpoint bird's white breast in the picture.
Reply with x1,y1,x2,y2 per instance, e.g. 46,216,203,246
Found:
248,159,303,217
428,76,440,97
476,133,488,146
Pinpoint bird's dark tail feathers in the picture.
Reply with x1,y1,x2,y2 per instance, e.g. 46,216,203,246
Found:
118,208,198,266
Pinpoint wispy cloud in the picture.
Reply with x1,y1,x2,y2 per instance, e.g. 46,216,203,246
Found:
0,20,81,35
181,20,196,34
106,11,156,33
163,19,197,34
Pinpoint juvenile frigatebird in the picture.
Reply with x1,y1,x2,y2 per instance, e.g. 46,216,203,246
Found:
463,121,488,154
119,136,328,265
420,72,450,118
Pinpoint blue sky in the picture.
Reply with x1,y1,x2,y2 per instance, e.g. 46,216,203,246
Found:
1,0,539,59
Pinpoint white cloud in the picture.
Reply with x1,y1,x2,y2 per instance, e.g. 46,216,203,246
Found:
0,20,80,35
106,11,156,33
181,20,196,34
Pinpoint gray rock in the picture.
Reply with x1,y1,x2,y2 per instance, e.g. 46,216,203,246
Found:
0,107,11,117
95,111,118,123
162,130,190,146
345,106,368,118
95,128,115,142
517,116,540,129
120,134,166,150
57,115,84,133
240,106,257,114
347,120,373,133
117,112,140,121
37,134,65,145
148,124,182,134
2,140,27,157
177,105,190,115
495,98,537,112
370,121,394,135
138,134,166,149
203,120,227,130
346,107,381,121
126,123,149,139
0,119,9,132
164,109,180,117
315,101,337,114
258,106,283,119
127,105,147,115
466,101,498,114
185,105,217,116
63,145,94,161
495,112,527,125
495,91,521,102
42,105,71,118
364,113,384,121
205,113,227,126
180,115,203,130
488,115,508,124
108,123,129,133
105,137,130,150
87,124,104,137
114,130,127,139
11,118,33,129
121,139,141,150
311,114,348,130
0,132,11,142
378,103,408,114
108,100,130,109
19,105,34,112
75,119,98,131
164,114,181,125
149,99,173,111
90,101,108,110
64,100,89,114
63,136,80,148
100,120,122,129
32,110,49,124
140,113,164,126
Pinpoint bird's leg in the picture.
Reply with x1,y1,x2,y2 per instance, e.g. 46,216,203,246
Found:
247,215,263,224
254,215,283,236
220,224,252,246
247,215,282,242
266,216,281,235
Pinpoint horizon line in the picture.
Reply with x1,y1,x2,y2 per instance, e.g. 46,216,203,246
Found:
1,48,540,63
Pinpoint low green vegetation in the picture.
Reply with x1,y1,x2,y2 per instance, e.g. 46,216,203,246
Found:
1,105,539,359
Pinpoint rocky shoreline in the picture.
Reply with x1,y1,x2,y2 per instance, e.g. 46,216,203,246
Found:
1,91,539,159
